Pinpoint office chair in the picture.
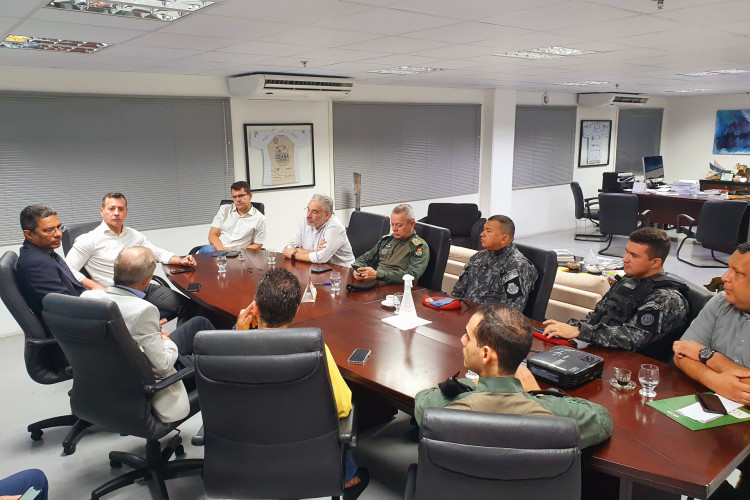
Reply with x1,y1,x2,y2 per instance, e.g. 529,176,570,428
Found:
347,211,391,258
0,251,90,454
191,329,356,499
515,243,558,322
188,199,266,254
404,409,581,500
42,294,202,500
414,222,451,291
61,220,100,255
418,203,485,250
597,193,651,256
570,182,606,241
676,200,748,267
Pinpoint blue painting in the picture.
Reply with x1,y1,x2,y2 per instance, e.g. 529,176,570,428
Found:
714,109,750,154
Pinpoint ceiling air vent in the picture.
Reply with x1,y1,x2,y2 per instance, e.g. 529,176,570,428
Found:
578,93,649,107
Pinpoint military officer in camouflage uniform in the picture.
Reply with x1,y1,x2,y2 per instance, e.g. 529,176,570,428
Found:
353,204,429,284
451,215,538,312
543,227,689,356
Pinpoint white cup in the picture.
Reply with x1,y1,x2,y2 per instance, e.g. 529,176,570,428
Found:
385,294,395,306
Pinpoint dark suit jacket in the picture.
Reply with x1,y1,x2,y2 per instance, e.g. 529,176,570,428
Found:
16,240,85,319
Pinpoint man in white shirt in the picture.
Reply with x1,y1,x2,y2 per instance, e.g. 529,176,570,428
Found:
282,194,354,267
197,181,266,254
66,192,197,325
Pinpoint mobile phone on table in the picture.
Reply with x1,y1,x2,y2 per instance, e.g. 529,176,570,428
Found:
186,283,201,293
170,267,194,274
225,250,239,258
212,250,228,257
696,392,727,415
311,266,333,274
348,348,371,365
19,486,42,500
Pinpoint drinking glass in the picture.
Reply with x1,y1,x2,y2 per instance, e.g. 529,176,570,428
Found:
237,248,246,261
329,271,341,292
638,364,659,398
393,292,403,314
267,250,276,266
216,255,227,274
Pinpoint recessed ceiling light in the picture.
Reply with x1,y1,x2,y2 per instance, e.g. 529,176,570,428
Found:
368,66,443,75
678,69,750,77
45,0,216,22
1,34,111,53
495,46,596,59
665,88,713,93
554,80,609,86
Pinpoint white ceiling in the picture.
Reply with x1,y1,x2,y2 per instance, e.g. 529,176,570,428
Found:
2,0,750,96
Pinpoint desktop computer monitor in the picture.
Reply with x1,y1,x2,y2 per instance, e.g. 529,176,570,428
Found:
643,156,664,181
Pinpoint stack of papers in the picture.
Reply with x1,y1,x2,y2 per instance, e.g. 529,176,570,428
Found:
677,395,746,423
552,249,575,265
672,180,699,195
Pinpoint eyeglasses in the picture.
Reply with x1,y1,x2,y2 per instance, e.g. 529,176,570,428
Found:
41,225,65,235
232,193,248,199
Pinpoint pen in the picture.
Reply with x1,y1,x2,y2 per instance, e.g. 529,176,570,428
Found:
314,282,331,286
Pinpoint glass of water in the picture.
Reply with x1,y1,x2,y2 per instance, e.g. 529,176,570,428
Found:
329,271,341,292
237,248,246,261
267,250,276,266
638,364,659,398
216,255,227,274
393,292,403,314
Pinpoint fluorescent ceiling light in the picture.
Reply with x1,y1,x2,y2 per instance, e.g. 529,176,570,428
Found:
45,0,216,22
665,88,713,93
495,46,596,59
555,80,609,86
368,66,443,75
1,34,110,53
678,69,750,77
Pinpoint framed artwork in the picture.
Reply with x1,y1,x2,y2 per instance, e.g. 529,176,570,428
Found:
243,123,315,192
714,110,750,154
578,120,612,167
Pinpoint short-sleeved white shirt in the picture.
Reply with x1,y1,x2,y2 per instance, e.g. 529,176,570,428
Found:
211,204,266,248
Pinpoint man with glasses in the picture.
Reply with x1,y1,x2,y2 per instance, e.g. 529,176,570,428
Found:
15,204,92,320
282,194,354,267
197,181,266,254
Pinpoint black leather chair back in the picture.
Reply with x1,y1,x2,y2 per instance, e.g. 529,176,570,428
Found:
61,221,100,256
696,200,747,246
419,203,485,249
347,211,390,258
42,293,172,440
571,182,586,220
598,193,639,236
410,409,580,500
194,328,344,499
514,243,558,321
0,251,70,384
220,199,265,215
414,222,451,291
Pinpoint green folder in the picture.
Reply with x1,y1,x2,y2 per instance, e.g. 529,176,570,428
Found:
647,394,750,431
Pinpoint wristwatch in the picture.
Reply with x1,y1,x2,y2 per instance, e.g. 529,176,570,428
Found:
291,251,297,261
699,347,715,364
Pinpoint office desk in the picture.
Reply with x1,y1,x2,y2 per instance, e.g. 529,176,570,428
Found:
165,251,750,500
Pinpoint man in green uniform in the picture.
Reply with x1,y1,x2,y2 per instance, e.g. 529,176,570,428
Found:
353,204,430,284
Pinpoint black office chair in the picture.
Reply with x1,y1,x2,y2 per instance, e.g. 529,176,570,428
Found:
0,251,91,454
597,193,651,256
515,243,558,322
192,329,356,500
571,182,606,241
61,220,100,255
189,199,266,254
42,294,202,500
404,409,581,500
347,211,391,258
418,203,485,250
676,200,748,267
639,275,712,363
414,222,451,291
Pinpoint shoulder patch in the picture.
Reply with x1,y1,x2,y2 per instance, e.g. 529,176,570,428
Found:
411,237,423,247
414,247,423,257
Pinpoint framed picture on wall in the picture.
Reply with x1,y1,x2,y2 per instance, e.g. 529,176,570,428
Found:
243,123,315,192
578,120,612,167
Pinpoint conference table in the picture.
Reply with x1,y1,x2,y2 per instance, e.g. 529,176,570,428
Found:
165,251,750,500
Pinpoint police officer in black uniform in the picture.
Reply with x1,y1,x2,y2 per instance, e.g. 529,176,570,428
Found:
542,228,689,357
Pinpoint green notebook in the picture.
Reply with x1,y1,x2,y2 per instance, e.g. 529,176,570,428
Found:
648,394,750,431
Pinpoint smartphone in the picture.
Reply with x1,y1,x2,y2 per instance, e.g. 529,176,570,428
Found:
225,250,240,258
351,264,360,271
348,348,371,365
19,486,42,500
186,283,201,293
696,392,727,415
311,266,333,274
170,267,194,274
212,250,228,257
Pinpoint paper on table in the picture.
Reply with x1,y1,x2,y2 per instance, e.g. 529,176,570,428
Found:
677,395,744,423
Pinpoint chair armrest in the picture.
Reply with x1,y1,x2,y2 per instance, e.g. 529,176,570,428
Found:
64,366,73,376
403,463,418,500
339,404,357,447
26,337,59,347
191,426,204,447
584,197,599,206
638,209,652,227
676,213,696,237
143,365,194,394
151,275,171,289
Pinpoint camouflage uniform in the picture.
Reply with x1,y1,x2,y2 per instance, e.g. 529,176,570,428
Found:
451,244,538,311
569,272,689,352
353,231,429,284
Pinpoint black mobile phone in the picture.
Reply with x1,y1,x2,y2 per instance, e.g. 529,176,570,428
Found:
348,348,371,365
351,264,360,271
19,486,42,500
225,250,239,258
212,250,228,257
311,266,333,274
186,283,201,293
696,392,727,415
170,267,194,274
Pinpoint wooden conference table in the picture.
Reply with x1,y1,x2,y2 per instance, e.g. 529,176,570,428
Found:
165,251,750,500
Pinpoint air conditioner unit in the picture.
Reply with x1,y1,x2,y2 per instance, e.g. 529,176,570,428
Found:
228,73,355,100
578,93,650,108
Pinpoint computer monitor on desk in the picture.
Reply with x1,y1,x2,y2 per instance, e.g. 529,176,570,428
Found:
602,171,635,192
643,156,665,187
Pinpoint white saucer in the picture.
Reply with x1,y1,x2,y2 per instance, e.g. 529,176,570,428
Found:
381,300,395,308
609,378,636,390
